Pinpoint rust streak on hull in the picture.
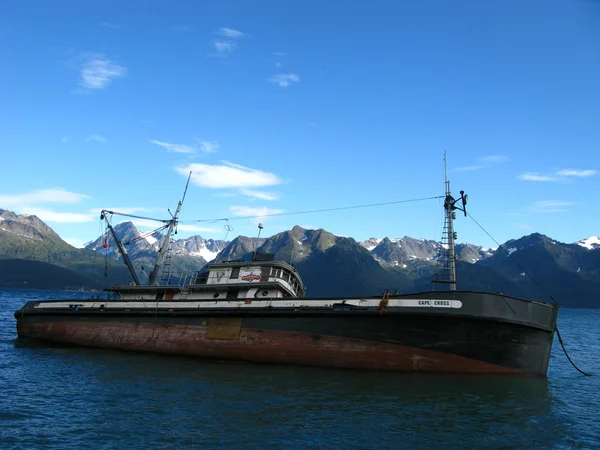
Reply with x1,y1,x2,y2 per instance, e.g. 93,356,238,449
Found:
19,321,522,374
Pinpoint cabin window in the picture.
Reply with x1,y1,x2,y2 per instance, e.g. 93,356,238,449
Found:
230,267,240,279
283,272,290,281
261,266,270,282
155,293,164,301
226,290,239,299
195,272,209,285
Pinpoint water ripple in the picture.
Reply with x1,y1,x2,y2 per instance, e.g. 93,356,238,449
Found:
1,288,599,449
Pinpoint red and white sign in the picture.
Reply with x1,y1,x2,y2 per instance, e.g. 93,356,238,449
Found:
241,273,261,282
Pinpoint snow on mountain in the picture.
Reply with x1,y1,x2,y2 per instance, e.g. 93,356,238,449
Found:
576,236,600,250
171,235,228,263
85,221,161,258
359,238,382,251
85,222,227,265
362,235,494,268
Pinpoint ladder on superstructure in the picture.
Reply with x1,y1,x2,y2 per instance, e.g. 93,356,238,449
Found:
160,239,174,285
432,153,467,291
433,209,457,290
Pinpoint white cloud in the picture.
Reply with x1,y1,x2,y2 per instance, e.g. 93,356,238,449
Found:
177,224,221,233
453,155,509,172
149,139,196,154
268,73,300,87
212,40,237,57
0,189,92,224
209,28,246,58
241,189,279,201
452,165,486,172
519,169,597,182
0,188,89,207
518,172,558,182
229,206,285,218
127,218,165,229
528,200,577,213
218,27,245,38
478,155,510,164
89,206,157,216
76,53,127,90
556,169,597,178
20,207,95,223
86,134,107,143
274,62,283,68
150,139,219,154
64,238,87,248
61,136,70,143
197,140,220,153
272,52,287,57
228,206,285,226
175,161,282,189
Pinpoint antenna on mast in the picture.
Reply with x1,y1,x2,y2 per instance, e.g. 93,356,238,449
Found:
253,223,264,261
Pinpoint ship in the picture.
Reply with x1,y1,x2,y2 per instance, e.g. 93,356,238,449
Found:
14,164,559,376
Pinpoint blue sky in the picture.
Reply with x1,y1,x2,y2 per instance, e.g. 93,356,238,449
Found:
1,0,599,248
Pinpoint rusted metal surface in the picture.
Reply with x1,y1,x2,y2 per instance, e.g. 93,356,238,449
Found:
18,321,522,374
205,318,242,340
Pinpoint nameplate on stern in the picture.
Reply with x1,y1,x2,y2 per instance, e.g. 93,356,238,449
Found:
396,299,462,309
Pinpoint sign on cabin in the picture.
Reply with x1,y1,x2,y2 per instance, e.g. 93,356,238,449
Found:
240,269,261,282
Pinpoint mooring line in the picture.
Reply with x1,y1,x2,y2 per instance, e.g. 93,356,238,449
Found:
556,327,593,376
467,211,593,376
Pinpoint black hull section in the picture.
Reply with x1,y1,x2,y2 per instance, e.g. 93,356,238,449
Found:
246,314,555,375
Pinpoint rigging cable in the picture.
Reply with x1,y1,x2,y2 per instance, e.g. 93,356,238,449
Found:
467,211,592,376
184,195,445,224
122,224,169,246
103,222,109,278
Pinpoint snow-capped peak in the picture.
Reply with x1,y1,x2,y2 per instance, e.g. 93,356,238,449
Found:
145,235,158,246
576,236,600,250
359,237,382,252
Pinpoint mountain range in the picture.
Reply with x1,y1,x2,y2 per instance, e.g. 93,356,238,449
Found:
0,209,131,289
84,221,227,280
0,208,598,308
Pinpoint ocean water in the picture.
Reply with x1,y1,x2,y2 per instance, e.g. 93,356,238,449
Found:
1,289,599,449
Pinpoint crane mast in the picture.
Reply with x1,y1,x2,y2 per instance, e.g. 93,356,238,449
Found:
148,173,192,285
100,211,141,285
99,172,192,286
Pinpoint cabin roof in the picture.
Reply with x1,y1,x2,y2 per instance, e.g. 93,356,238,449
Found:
206,259,299,274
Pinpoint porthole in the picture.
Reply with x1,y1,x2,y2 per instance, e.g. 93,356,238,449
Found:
262,291,269,296
213,292,220,298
